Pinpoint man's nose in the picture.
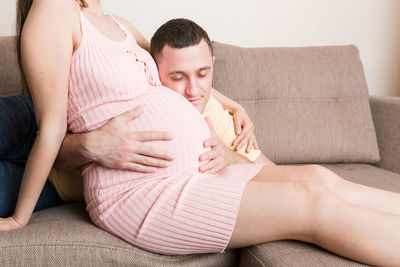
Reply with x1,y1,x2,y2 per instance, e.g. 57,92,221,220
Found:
185,78,199,97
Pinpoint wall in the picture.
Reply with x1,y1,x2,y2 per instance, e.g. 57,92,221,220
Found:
1,0,399,96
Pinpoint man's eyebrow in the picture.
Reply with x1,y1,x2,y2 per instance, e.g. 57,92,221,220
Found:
199,66,212,71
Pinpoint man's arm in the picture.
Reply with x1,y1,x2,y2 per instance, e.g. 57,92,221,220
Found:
54,107,175,173
212,89,259,152
54,132,91,169
211,88,241,112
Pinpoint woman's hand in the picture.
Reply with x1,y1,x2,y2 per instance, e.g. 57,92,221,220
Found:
0,216,26,232
232,105,259,153
85,106,175,173
199,117,235,174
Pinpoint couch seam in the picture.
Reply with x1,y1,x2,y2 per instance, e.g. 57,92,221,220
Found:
0,243,201,262
238,97,368,103
244,247,266,267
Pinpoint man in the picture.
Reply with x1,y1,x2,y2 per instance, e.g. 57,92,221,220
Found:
150,18,273,168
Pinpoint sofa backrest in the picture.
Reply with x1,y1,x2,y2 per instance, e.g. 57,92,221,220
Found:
0,36,25,97
0,36,380,164
212,42,380,164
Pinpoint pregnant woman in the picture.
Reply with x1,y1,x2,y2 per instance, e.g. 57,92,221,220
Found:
1,1,400,266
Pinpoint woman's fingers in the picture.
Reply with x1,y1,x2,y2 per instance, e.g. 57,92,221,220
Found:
0,217,22,232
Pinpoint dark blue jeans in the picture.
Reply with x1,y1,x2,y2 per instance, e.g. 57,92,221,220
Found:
0,95,64,217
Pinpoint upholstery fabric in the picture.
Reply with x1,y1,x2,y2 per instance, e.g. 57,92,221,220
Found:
370,96,400,175
212,42,380,164
0,36,24,96
0,203,240,267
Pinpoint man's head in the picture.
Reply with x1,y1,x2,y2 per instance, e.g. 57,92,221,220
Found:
151,18,215,113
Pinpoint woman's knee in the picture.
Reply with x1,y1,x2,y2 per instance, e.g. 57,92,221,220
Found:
303,164,344,192
295,182,340,239
299,181,344,240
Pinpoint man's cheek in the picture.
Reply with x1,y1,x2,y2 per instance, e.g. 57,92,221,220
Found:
165,81,185,96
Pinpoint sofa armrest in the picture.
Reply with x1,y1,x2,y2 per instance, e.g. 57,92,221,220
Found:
370,96,400,174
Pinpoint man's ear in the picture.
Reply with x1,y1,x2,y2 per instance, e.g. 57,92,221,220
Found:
212,56,216,65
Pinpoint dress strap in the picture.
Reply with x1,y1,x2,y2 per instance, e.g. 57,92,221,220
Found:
75,3,88,36
108,15,134,41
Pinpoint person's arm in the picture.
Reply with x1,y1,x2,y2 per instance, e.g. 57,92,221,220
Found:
0,0,72,230
212,88,259,152
199,118,251,174
54,106,176,172
113,16,150,52
211,88,241,112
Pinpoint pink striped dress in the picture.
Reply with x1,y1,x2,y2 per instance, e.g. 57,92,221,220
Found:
68,10,265,255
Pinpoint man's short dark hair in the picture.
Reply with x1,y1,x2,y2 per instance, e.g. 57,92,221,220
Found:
150,18,213,60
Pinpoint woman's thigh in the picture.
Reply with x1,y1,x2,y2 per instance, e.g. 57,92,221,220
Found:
227,166,332,249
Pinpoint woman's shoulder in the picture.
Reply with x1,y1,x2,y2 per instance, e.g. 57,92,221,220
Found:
32,0,78,12
28,0,79,25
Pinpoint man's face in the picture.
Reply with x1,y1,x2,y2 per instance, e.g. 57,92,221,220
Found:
156,39,215,113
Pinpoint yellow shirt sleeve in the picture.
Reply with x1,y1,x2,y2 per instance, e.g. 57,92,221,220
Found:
202,94,261,162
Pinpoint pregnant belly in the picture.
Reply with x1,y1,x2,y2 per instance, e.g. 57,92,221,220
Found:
83,87,211,213
83,87,211,187
127,87,211,176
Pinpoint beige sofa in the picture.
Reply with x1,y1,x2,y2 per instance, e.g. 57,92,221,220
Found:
1,35,400,266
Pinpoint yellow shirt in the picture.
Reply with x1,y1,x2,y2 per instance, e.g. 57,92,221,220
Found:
49,94,261,202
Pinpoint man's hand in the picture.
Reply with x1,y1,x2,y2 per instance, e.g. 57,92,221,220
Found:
84,106,175,173
199,117,250,174
231,105,259,153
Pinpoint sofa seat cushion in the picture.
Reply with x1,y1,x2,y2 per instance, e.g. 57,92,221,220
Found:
212,42,380,164
240,163,400,267
240,240,368,267
0,203,240,267
321,163,400,193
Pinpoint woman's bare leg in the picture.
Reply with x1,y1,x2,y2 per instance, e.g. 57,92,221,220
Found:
227,170,400,266
252,164,400,215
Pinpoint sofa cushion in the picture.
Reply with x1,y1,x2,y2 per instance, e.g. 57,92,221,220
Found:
239,163,400,267
212,42,380,164
0,36,24,97
240,240,367,267
0,203,240,266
